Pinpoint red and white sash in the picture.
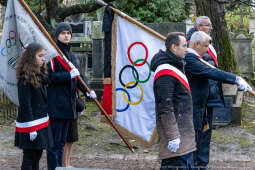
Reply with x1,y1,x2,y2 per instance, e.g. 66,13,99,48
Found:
16,115,49,133
154,64,191,93
50,56,77,80
208,44,218,66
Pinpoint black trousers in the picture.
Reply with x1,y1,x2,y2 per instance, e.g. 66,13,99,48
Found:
160,152,194,170
193,108,213,170
21,149,43,170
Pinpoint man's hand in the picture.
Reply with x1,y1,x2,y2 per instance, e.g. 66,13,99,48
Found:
168,138,180,152
29,131,37,141
236,76,252,92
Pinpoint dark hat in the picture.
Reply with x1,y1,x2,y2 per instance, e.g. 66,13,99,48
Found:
55,22,72,38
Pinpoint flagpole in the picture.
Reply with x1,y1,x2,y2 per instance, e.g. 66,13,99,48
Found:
95,0,165,41
18,0,134,152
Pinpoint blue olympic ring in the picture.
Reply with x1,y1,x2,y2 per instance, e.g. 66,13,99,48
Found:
116,88,131,112
1,47,8,56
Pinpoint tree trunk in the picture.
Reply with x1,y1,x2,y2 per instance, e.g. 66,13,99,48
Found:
195,0,239,73
45,0,59,23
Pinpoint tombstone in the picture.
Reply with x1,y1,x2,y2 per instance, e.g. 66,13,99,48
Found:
91,21,104,100
185,17,194,34
213,84,243,126
249,13,255,35
69,21,93,79
230,33,254,78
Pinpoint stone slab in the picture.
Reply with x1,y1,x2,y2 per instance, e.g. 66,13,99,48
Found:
231,106,242,126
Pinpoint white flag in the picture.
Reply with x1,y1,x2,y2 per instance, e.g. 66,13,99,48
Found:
113,15,165,145
0,0,58,105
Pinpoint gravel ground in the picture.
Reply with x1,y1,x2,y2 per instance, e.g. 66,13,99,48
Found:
1,94,255,170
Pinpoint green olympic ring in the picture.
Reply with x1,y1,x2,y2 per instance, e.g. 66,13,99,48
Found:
131,58,151,83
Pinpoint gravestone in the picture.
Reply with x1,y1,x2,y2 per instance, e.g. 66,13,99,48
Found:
69,22,93,79
212,97,233,126
213,84,243,126
231,33,254,78
91,21,104,100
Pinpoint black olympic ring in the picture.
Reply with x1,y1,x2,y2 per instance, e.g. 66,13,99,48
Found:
119,65,139,89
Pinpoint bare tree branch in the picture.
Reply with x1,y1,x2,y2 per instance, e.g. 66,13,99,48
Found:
56,0,114,21
0,0,7,6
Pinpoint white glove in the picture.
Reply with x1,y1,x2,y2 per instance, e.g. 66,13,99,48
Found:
29,131,37,141
86,90,97,99
168,138,180,152
70,68,80,79
236,76,252,92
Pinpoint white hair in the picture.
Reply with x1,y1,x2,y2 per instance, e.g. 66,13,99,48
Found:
194,16,210,28
190,31,211,44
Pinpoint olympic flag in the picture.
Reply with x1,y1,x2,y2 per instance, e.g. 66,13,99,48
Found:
102,7,166,146
0,0,58,104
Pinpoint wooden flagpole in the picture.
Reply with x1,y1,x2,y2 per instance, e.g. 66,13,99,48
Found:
18,0,134,152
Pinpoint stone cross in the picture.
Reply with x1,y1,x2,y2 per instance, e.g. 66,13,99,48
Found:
235,4,249,31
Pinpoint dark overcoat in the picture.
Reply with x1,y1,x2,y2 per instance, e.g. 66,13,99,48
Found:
47,40,89,119
184,51,236,130
15,77,53,149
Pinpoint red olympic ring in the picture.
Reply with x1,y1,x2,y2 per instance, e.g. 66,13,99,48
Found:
127,42,148,66
9,30,16,40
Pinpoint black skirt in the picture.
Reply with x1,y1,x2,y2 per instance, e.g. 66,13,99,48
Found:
66,119,78,142
15,125,54,149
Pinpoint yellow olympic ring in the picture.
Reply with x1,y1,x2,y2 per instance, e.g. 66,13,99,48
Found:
122,81,143,105
7,47,13,55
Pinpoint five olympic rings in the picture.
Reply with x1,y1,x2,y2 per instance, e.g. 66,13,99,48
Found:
116,41,151,112
1,30,17,56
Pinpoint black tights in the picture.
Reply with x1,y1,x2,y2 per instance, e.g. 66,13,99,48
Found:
21,149,43,170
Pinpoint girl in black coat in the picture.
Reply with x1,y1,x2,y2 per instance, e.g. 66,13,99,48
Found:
15,43,53,170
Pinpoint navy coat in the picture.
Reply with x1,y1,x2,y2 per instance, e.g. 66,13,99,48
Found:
47,40,89,119
184,52,236,130
203,52,225,107
186,27,225,108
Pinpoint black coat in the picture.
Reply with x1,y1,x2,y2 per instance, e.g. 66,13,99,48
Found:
47,40,89,119
151,50,196,159
184,51,236,130
15,77,53,149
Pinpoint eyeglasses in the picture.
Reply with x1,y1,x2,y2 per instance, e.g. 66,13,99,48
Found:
200,24,212,28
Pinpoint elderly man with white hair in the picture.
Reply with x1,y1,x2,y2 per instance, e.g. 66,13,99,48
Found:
185,31,251,169
186,16,224,169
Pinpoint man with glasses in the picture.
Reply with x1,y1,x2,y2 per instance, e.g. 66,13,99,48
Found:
186,17,250,169
186,31,251,170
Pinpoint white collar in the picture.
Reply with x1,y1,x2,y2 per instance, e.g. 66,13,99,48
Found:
187,48,200,57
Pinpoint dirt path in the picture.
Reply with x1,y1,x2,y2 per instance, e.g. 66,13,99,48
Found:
1,95,255,170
